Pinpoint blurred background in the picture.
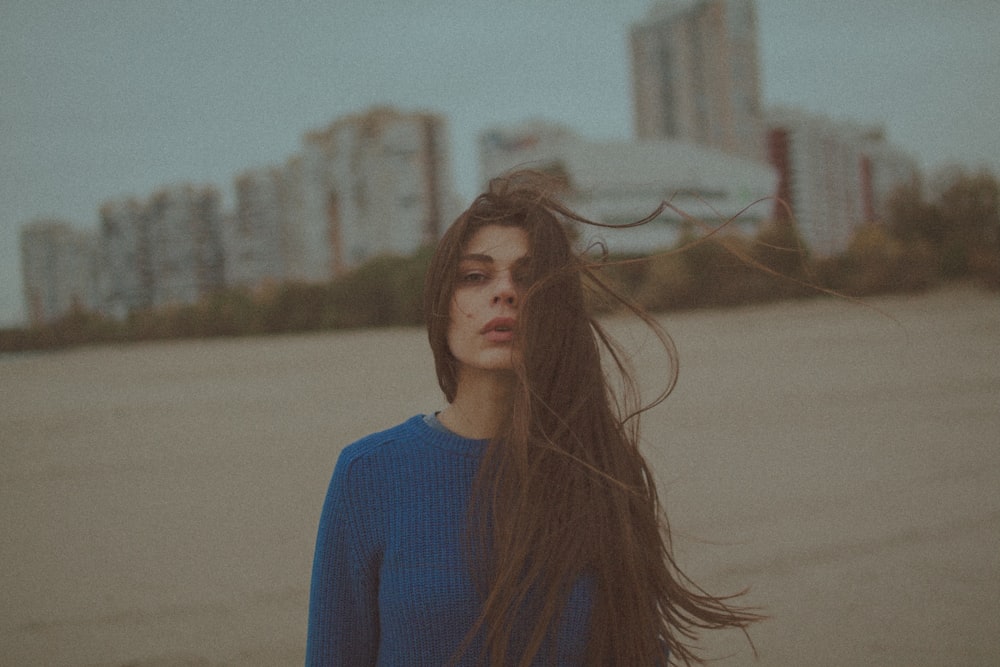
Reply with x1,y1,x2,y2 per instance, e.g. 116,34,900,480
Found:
2,3,1000,665
3,0,999,341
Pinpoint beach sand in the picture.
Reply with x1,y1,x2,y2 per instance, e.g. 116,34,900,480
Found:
2,286,998,666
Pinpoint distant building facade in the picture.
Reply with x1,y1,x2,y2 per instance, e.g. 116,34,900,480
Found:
480,120,776,255
18,106,455,322
630,0,922,258
319,107,453,275
148,186,226,307
100,184,225,317
226,167,288,288
283,141,337,282
98,198,148,317
19,219,100,325
766,107,921,257
630,0,764,161
225,107,455,288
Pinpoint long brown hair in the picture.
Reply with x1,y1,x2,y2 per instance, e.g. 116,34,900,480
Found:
425,170,762,665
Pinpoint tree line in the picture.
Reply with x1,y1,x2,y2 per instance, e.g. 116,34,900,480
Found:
3,167,996,353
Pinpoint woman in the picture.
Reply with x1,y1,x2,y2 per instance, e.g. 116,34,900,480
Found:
306,171,760,665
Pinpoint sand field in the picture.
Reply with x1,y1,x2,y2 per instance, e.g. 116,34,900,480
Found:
2,286,998,665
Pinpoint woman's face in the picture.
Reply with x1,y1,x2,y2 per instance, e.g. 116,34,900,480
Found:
447,224,530,379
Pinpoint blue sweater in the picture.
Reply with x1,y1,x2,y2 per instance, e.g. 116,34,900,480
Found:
306,415,592,666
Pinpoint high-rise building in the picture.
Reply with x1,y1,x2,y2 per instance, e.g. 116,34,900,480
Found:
317,107,453,275
226,107,454,287
283,141,336,282
630,0,763,161
99,197,150,317
631,0,921,257
22,106,456,322
766,108,921,257
226,167,288,288
147,185,225,306
19,219,100,325
100,184,225,316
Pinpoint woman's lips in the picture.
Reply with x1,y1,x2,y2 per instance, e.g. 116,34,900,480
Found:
482,317,516,343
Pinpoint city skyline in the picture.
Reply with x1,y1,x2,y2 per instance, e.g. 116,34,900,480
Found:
19,107,455,326
3,0,999,326
631,0,765,160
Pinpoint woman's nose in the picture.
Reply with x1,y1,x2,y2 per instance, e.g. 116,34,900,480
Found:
492,272,518,306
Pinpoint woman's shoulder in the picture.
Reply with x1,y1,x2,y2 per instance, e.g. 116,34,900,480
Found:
326,416,431,502
329,414,481,506
334,413,485,480
338,415,428,466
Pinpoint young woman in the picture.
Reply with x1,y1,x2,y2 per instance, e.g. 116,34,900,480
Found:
306,171,761,666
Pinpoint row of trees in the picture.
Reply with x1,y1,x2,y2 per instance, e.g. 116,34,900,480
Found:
583,166,998,313
3,168,996,353
0,248,434,351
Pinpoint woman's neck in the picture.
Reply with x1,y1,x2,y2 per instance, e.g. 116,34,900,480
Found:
439,370,513,440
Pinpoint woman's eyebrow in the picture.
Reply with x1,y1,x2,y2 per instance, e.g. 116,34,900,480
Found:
459,253,495,263
459,254,532,265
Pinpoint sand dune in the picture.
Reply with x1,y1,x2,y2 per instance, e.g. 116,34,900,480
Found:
2,286,998,666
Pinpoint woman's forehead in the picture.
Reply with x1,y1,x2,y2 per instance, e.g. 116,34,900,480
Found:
462,225,529,261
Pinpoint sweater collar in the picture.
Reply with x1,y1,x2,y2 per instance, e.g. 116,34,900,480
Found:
415,413,489,456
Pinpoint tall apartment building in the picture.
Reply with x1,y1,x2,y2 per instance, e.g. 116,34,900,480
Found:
283,141,336,282
318,107,453,275
19,219,100,325
20,106,455,321
630,0,763,161
766,108,920,257
100,184,225,316
148,186,226,306
225,107,454,287
99,197,150,317
226,167,288,288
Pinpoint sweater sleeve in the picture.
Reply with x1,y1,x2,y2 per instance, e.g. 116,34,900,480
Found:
306,450,381,666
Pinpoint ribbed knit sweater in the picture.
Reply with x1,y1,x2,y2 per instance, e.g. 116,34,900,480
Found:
305,414,592,666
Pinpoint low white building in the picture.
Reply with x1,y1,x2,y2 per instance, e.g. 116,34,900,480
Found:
479,120,777,255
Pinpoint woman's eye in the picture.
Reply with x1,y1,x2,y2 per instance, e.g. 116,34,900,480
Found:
460,272,487,284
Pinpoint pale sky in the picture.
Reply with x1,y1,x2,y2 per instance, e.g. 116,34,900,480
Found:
2,0,998,327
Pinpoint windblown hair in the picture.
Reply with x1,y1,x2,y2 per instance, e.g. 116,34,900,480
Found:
424,170,761,666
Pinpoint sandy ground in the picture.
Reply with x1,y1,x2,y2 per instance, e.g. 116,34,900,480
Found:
1,285,998,666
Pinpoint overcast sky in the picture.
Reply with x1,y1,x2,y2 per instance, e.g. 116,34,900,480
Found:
2,0,998,327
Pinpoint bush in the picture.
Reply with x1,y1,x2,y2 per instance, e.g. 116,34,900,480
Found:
837,224,938,295
260,282,332,334
634,252,696,312
887,167,999,287
326,248,432,329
